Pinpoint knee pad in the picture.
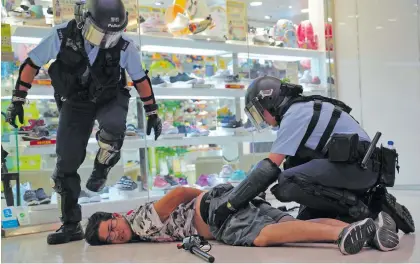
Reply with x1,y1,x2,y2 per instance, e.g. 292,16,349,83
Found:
96,129,123,166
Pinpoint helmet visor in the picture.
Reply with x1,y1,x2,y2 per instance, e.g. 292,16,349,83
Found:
82,16,123,49
244,98,268,132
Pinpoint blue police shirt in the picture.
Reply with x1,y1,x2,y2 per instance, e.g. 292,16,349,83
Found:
28,22,146,81
270,101,370,156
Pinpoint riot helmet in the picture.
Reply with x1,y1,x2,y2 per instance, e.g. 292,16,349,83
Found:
245,76,303,131
74,0,128,49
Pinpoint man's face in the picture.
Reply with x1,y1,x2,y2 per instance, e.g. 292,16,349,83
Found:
98,214,133,244
263,109,278,127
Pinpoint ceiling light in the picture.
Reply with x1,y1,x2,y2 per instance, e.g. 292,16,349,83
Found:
327,17,332,22
301,9,309,13
387,18,397,22
264,15,272,19
376,26,383,29
288,5,292,9
250,2,262,7
155,1,164,6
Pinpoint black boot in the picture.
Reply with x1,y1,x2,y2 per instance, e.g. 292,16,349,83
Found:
86,159,111,192
47,223,84,245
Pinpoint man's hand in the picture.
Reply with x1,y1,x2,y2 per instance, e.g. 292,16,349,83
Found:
213,201,236,228
146,114,162,140
6,90,27,128
144,103,162,140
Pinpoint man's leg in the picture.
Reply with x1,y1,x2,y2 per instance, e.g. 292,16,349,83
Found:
86,89,129,192
271,159,377,221
47,100,95,245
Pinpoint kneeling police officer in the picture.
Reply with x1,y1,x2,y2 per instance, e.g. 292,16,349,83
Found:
6,0,162,245
213,76,415,234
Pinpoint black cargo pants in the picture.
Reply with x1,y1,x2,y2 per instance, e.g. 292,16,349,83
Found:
52,88,130,225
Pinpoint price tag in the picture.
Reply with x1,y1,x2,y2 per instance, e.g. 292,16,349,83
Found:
29,139,57,146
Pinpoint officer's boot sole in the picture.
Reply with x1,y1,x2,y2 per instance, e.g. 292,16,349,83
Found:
86,177,107,193
47,228,84,245
381,193,415,234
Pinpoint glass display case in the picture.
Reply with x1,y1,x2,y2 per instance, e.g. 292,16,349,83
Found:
1,0,335,229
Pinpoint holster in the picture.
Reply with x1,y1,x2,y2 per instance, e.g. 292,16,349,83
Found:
327,133,360,163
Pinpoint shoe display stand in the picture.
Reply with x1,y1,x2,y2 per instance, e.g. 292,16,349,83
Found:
1,0,336,234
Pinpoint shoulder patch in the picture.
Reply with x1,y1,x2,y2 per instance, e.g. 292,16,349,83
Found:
57,28,65,41
121,40,130,51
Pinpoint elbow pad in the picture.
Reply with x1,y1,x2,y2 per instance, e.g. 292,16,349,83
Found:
15,58,41,90
227,158,281,211
134,70,156,104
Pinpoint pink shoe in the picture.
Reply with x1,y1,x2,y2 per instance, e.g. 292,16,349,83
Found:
153,175,170,190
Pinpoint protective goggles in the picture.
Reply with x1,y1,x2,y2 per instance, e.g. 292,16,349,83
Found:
244,97,269,132
82,16,127,49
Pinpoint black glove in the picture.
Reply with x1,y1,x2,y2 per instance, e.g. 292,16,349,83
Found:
6,90,27,128
213,201,237,228
144,104,162,140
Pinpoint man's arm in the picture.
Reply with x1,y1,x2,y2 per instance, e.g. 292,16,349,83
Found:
121,38,162,140
153,187,204,222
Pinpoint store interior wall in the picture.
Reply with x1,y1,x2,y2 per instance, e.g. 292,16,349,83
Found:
334,0,420,185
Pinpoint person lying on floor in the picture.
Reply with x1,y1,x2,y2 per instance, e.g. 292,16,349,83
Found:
85,184,399,255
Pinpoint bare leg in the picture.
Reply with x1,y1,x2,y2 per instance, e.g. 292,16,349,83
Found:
308,218,349,227
253,220,344,247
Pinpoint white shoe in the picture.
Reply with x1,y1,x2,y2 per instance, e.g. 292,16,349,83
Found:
168,13,190,32
370,211,400,251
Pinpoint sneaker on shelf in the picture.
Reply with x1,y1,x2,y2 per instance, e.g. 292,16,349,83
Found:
196,174,210,188
229,170,246,184
153,175,171,190
19,119,46,133
219,165,234,179
212,70,231,80
167,12,190,32
35,188,51,204
151,75,168,87
170,73,196,84
224,74,241,83
164,175,179,187
299,70,312,84
311,76,321,85
207,174,222,187
78,190,90,204
125,124,139,137
162,121,180,135
222,119,243,128
99,186,110,199
141,16,167,34
43,109,59,118
21,126,50,141
178,178,189,185
87,191,101,203
23,190,39,206
253,34,275,46
116,176,138,191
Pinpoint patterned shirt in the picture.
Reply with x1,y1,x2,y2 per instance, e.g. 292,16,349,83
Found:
125,199,198,242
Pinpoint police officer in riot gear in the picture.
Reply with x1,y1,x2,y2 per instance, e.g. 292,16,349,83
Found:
213,76,415,234
6,0,162,245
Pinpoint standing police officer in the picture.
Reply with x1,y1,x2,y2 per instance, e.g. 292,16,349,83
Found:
6,0,162,245
213,76,414,234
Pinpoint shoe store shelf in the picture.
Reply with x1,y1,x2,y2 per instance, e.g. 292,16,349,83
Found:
11,83,246,99
12,26,324,60
17,130,277,156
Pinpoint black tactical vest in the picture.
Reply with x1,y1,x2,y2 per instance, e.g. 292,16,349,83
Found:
279,95,356,169
48,19,128,104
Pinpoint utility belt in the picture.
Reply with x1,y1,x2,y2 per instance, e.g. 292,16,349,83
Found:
326,133,399,187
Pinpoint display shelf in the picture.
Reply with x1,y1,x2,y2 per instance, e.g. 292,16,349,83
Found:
1,83,246,99
12,130,277,156
12,26,325,60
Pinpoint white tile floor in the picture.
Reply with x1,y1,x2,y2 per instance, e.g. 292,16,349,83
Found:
2,190,420,263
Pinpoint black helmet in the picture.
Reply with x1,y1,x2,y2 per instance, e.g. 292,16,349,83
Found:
75,0,128,49
244,76,303,131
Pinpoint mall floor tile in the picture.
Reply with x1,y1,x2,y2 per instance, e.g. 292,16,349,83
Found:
2,190,419,263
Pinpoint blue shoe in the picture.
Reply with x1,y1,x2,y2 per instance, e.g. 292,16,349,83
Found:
229,170,246,183
170,73,195,83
